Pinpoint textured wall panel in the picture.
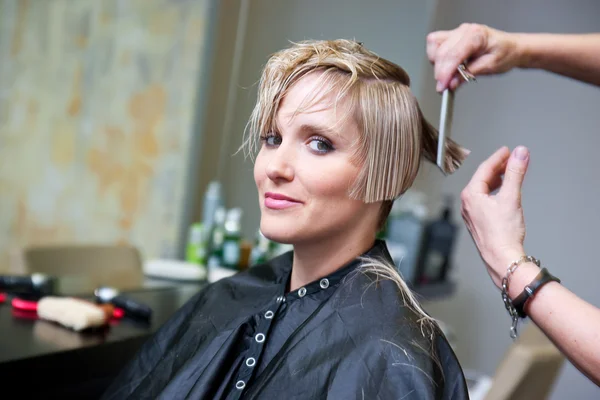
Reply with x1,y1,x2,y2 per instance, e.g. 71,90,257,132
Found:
0,0,210,271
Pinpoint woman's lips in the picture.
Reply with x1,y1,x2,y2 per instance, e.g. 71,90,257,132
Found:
264,192,302,210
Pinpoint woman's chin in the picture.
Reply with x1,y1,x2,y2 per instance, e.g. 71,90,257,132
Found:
261,231,294,245
260,223,298,245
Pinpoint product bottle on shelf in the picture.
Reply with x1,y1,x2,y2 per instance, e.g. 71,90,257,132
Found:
385,192,428,287
222,208,243,270
207,206,227,270
202,181,224,228
418,195,458,284
186,222,210,270
249,230,273,266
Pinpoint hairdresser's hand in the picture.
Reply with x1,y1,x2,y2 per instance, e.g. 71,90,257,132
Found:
427,23,522,92
461,146,531,288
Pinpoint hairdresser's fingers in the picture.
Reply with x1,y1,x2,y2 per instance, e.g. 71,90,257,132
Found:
486,174,503,194
466,147,511,194
426,30,451,62
487,159,509,193
427,30,451,45
426,41,439,64
434,32,466,90
434,23,489,91
465,29,520,77
499,146,530,202
448,76,462,91
464,54,498,77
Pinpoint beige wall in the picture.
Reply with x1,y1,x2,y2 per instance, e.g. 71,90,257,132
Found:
192,0,242,224
0,0,212,271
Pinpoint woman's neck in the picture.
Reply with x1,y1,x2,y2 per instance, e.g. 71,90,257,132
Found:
289,231,376,292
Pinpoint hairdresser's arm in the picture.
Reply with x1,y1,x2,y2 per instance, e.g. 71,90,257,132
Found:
427,23,600,91
461,146,600,386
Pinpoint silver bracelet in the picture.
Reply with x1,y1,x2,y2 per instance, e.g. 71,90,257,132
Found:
501,255,541,339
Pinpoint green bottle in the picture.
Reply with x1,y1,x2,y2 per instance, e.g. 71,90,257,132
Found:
186,223,209,267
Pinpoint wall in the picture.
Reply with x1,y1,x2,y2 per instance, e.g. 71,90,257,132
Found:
0,0,213,270
192,0,242,225
420,1,600,399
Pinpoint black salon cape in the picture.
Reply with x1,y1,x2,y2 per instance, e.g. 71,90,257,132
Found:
102,241,468,399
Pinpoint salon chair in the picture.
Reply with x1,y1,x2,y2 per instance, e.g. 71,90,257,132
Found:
23,244,144,291
467,322,565,400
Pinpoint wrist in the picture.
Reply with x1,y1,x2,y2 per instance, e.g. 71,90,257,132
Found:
506,262,541,300
492,248,539,294
493,247,526,277
512,33,534,69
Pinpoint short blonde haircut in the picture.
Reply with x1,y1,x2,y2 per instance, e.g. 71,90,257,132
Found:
244,40,467,348
243,39,468,203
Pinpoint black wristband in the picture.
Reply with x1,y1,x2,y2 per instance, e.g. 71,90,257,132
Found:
513,268,561,318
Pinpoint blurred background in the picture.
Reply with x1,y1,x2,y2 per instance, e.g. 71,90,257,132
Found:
1,0,599,398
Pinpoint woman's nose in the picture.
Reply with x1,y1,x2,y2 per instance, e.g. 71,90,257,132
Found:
265,145,295,182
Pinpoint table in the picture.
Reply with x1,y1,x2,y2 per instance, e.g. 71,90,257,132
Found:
0,280,204,399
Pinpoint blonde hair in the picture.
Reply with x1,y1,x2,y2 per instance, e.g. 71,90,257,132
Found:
242,39,468,203
243,39,467,346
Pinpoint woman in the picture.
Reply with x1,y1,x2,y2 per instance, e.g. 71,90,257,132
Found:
102,39,469,399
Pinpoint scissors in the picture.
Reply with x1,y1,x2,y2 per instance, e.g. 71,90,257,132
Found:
437,64,476,173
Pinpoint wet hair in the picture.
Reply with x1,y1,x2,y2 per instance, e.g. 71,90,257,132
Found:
243,39,468,343
243,39,468,203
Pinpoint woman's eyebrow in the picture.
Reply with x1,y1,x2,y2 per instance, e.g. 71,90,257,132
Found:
298,123,350,143
299,123,333,134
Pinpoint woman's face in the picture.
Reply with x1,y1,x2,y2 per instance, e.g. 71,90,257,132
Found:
254,73,380,245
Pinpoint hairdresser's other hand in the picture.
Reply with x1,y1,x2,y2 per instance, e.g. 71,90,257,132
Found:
461,146,530,288
427,23,522,92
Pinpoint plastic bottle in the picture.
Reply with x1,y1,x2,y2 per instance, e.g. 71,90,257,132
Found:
221,208,243,270
185,222,209,269
249,230,273,266
207,206,227,270
385,195,428,287
418,195,458,283
202,181,224,228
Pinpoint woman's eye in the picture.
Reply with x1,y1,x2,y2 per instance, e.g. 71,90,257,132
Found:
267,136,281,146
308,138,334,153
261,134,282,147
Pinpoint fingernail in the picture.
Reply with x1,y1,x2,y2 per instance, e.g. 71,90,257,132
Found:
450,77,460,90
436,81,444,92
513,146,529,160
